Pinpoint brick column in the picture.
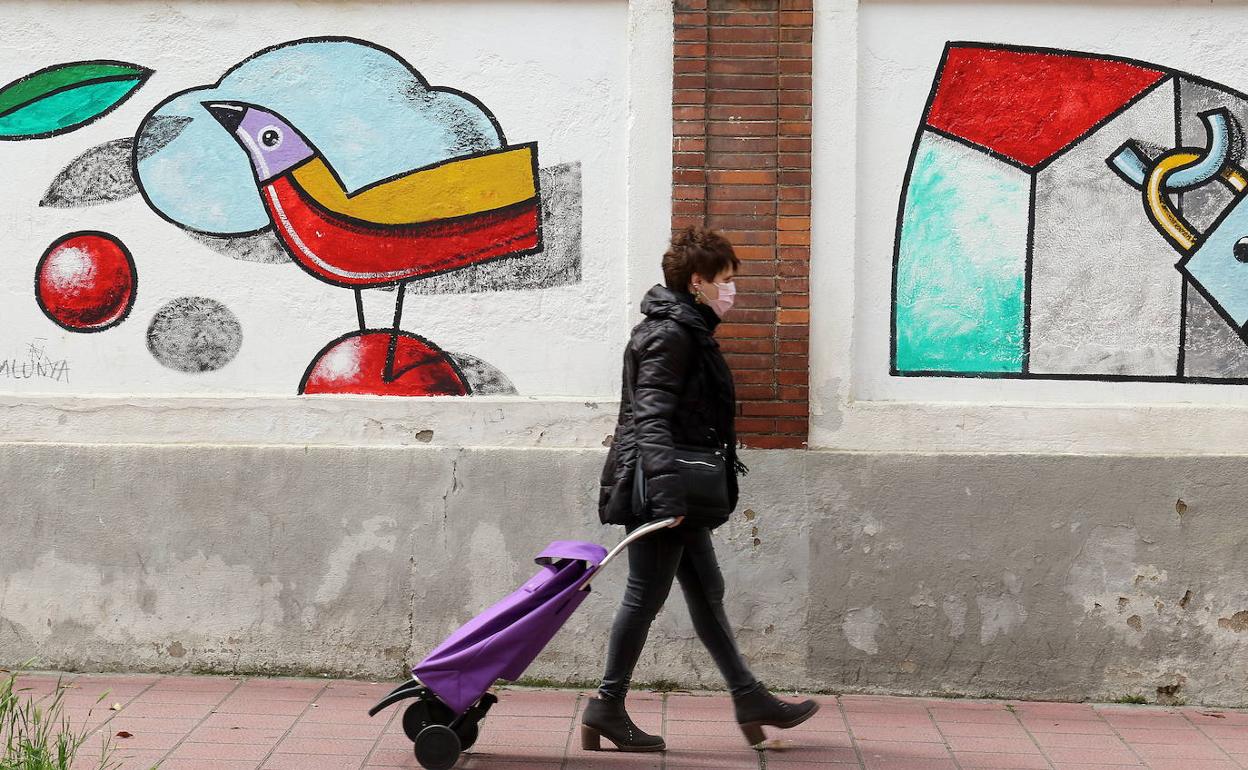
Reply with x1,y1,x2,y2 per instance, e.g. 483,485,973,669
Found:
672,0,813,449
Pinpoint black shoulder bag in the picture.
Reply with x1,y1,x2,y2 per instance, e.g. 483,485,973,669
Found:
632,443,732,524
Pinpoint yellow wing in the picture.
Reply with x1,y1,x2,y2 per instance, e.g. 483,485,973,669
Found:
291,144,538,226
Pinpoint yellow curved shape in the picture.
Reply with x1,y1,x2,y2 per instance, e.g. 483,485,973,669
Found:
291,144,537,226
1222,165,1248,194
1146,152,1198,252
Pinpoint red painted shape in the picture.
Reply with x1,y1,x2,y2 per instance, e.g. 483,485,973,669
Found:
301,331,469,396
35,232,136,332
262,176,540,288
926,45,1167,168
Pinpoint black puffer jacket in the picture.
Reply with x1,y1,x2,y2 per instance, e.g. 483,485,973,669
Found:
598,284,741,527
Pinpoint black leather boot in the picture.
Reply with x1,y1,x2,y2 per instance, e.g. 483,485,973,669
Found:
733,684,820,746
580,696,665,752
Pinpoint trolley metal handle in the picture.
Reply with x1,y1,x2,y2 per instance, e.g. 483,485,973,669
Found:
580,517,678,590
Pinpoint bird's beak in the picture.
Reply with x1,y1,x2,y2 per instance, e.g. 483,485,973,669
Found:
202,102,246,132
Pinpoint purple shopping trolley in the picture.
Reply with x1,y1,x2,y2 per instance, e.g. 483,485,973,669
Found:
368,517,676,770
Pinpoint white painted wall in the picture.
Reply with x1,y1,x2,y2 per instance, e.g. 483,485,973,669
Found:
0,0,674,447
812,0,1248,453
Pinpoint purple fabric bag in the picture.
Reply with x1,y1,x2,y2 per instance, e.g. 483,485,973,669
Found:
413,540,608,716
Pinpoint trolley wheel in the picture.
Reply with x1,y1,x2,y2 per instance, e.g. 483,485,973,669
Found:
414,724,461,770
403,699,455,742
455,720,480,751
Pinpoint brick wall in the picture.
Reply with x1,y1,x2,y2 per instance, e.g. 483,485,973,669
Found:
672,0,813,450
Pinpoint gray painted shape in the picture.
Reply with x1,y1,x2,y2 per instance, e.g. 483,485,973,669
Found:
390,162,583,295
1030,80,1181,376
188,230,291,265
1182,286,1248,377
40,138,138,207
1178,78,1248,378
447,352,518,395
146,297,242,373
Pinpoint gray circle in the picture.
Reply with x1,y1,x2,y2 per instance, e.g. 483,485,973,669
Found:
147,297,242,373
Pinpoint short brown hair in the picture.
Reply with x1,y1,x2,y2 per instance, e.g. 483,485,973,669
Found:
662,227,740,291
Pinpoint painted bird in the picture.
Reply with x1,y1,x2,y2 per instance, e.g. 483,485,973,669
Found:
203,100,542,391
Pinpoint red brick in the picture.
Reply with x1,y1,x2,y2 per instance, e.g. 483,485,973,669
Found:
674,73,708,89
710,12,779,27
717,230,775,245
675,12,709,27
741,401,807,417
734,368,777,385
741,434,806,449
675,42,709,58
778,229,811,246
709,42,780,58
778,201,810,216
734,293,778,310
777,369,807,386
778,309,809,324
709,105,779,121
707,169,776,185
775,417,809,434
674,105,707,121
674,184,707,201
777,247,810,260
777,354,809,370
780,74,812,90
673,169,706,184
708,153,777,169
708,89,779,105
725,353,775,369
779,42,813,58
777,260,808,275
777,169,810,185
735,418,778,434
779,339,807,354
779,10,813,25
736,384,778,400
778,152,811,168
779,89,813,106
672,200,705,216
707,121,776,137
778,324,809,340
672,215,704,229
674,152,707,168
708,202,776,218
674,88,709,104
779,105,811,121
778,186,811,201
734,276,777,292
708,136,777,153
717,323,773,339
719,338,774,354
779,27,813,43
777,385,807,400
708,73,779,91
709,184,775,201
779,293,808,308
778,277,808,293
676,0,708,9
674,120,706,137
675,27,708,42
778,216,810,231
709,58,778,75
779,120,812,136
710,26,779,43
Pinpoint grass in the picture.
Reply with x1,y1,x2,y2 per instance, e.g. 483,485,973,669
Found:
0,666,124,770
1114,694,1148,705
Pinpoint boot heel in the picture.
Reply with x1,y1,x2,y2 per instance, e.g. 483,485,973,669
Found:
740,722,766,747
580,725,603,751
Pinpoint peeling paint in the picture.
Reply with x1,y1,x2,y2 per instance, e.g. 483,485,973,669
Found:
843,606,883,655
943,595,967,638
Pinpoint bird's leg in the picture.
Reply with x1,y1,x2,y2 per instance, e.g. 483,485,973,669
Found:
382,282,406,383
354,289,366,331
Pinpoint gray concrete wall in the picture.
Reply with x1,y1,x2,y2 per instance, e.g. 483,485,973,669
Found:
2,444,1246,706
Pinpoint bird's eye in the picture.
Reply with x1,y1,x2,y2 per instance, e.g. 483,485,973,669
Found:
259,126,283,149
1235,237,1248,264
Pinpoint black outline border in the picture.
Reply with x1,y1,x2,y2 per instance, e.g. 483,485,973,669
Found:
34,230,138,333
131,36,512,238
297,327,472,396
890,40,1248,385
0,61,152,142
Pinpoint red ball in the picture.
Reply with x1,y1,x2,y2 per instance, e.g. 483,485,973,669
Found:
36,231,136,332
300,331,469,396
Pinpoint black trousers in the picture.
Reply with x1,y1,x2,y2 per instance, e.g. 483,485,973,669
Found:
598,523,758,700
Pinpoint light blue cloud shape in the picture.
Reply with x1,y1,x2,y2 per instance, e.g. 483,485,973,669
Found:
135,38,504,235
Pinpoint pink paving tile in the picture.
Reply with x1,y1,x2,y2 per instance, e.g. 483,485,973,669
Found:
936,720,1031,738
260,756,364,770
1099,713,1193,730
1212,738,1248,754
456,762,561,770
365,746,416,765
1141,761,1239,770
856,738,954,760
1199,724,1248,739
1114,726,1204,743
667,718,750,737
129,689,227,705
764,758,861,769
1042,747,1141,764
1032,731,1130,749
113,702,217,719
1132,741,1230,760
953,751,1053,768
1021,718,1116,735
188,726,288,743
156,761,259,770
847,712,938,728
200,712,300,730
467,744,569,762
1184,710,1248,726
474,729,568,748
930,706,1020,724
659,732,755,752
218,697,311,715
272,736,374,756
764,744,859,763
287,720,386,739
864,760,958,770
943,734,1044,754
168,741,272,761
850,725,944,742
105,716,204,733
478,715,575,732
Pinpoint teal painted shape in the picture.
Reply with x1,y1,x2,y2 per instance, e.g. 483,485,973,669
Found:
0,79,141,138
894,132,1029,373
1184,196,1248,328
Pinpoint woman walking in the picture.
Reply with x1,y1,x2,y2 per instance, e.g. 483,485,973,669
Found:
582,227,819,752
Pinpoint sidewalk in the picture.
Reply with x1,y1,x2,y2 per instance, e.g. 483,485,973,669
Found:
11,672,1248,769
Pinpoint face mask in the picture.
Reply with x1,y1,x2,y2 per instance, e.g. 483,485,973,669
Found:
706,281,736,318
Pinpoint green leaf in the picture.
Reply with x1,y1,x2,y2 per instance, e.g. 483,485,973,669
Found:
0,61,151,140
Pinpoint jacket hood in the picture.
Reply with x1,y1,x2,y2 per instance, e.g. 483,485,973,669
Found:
640,284,720,333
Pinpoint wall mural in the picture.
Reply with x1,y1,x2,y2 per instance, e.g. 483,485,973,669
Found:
892,42,1248,383
12,37,583,396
